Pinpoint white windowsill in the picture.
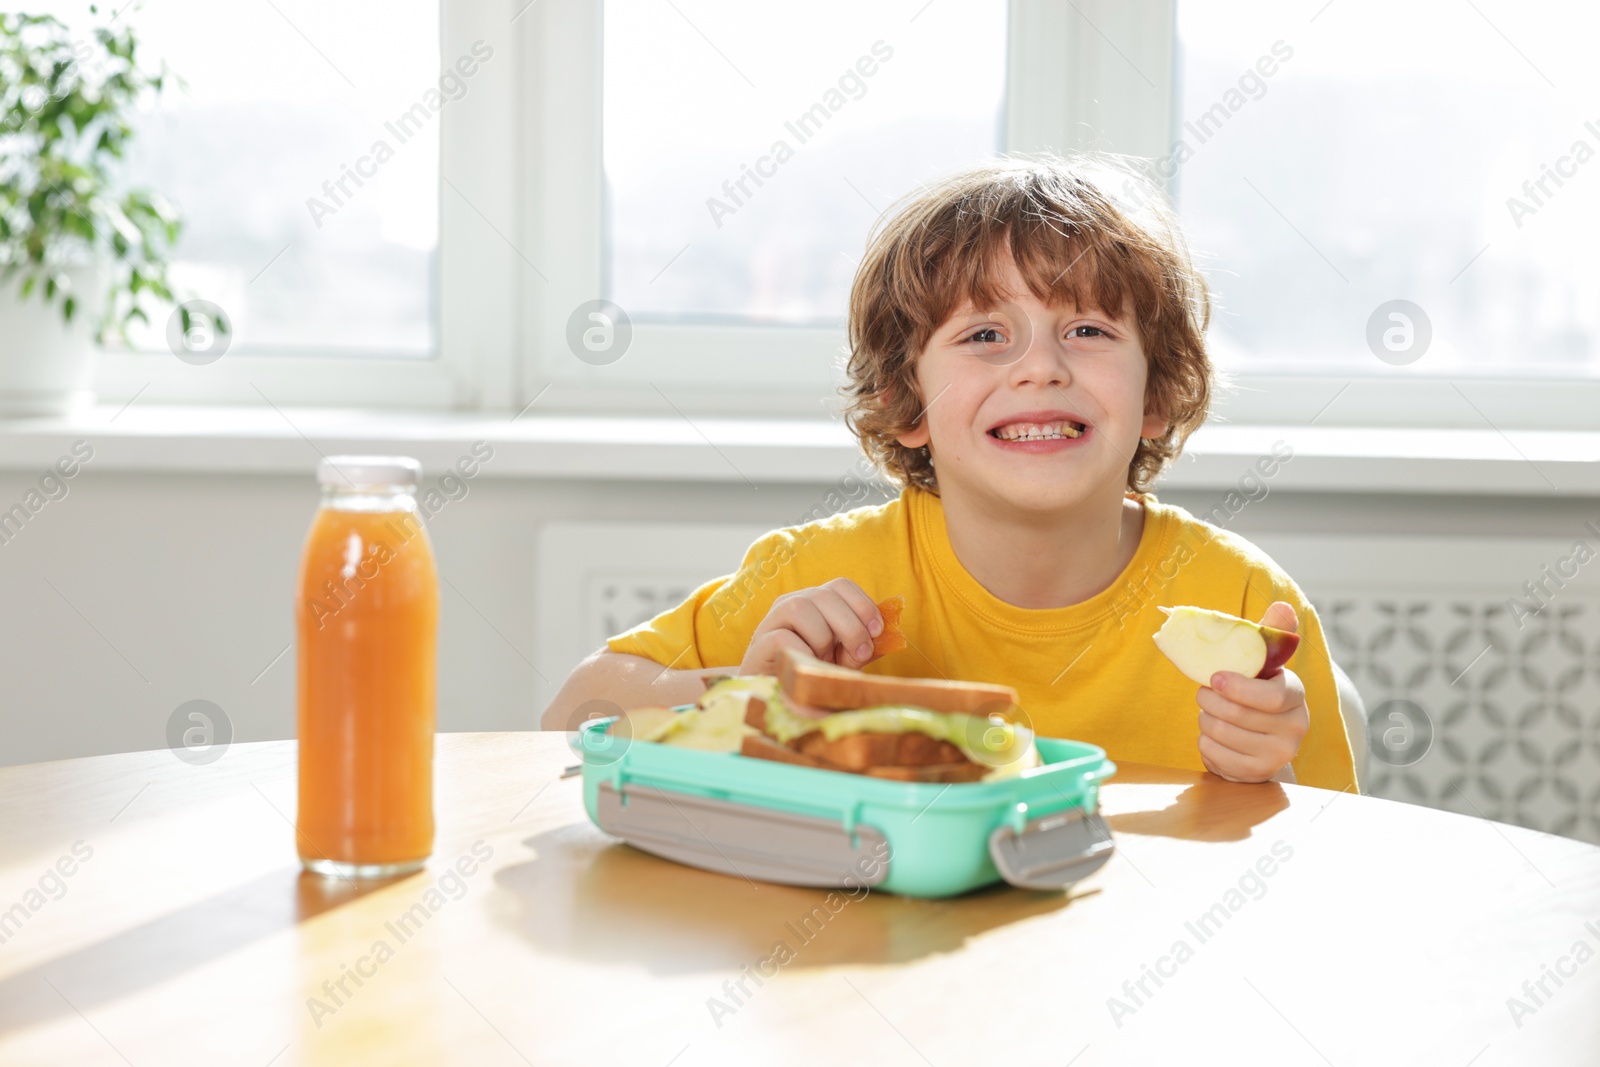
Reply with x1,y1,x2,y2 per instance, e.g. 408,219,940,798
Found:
0,405,1595,496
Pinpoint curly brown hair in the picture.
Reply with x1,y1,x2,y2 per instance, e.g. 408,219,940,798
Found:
843,154,1214,495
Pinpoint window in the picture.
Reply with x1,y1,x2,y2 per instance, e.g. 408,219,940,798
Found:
1175,0,1600,376
43,0,445,358
49,0,1596,425
519,0,1013,407
601,0,1007,326
148,1,442,357
53,2,512,409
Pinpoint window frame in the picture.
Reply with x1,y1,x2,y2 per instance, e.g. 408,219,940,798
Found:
90,1,517,411
516,0,1088,419
97,0,1600,432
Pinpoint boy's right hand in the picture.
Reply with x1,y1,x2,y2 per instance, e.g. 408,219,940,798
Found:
739,577,885,677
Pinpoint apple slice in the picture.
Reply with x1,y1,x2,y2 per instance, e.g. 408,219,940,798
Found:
1151,605,1300,685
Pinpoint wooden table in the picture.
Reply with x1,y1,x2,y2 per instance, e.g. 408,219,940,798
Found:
0,733,1596,1066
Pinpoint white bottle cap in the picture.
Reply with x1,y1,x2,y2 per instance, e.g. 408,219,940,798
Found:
318,455,422,488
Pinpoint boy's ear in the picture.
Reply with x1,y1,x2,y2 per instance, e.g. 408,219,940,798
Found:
882,381,931,448
1140,406,1169,441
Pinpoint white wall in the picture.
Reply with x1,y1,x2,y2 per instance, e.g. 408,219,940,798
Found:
0,468,872,765
3,465,1596,767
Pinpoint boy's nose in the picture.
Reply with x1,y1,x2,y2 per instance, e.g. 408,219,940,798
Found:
1006,322,1069,385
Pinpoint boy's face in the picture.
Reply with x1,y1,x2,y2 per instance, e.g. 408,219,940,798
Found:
897,252,1168,514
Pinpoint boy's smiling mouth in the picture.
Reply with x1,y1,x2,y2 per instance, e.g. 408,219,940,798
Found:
986,410,1090,444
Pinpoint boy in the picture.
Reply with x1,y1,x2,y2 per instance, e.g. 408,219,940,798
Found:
543,156,1357,793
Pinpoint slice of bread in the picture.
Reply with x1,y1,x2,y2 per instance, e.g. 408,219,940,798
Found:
790,729,969,771
741,732,986,781
739,733,845,771
864,761,989,783
778,647,1017,714
744,696,768,732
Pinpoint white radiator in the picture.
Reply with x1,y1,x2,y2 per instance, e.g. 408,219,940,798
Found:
539,521,1600,845
1254,532,1600,846
535,519,769,691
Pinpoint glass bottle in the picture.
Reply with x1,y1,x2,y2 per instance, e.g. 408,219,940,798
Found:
296,456,438,877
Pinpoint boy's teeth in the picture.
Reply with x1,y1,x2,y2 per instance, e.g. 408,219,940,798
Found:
993,420,1083,441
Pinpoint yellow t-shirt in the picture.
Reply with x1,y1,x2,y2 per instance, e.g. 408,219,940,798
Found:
606,486,1357,792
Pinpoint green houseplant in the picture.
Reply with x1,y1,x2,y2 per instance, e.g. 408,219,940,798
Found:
0,7,208,413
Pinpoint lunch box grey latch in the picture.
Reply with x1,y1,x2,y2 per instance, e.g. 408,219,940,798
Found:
596,781,891,888
987,806,1115,891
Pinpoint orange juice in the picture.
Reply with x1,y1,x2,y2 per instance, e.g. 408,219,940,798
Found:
295,456,438,877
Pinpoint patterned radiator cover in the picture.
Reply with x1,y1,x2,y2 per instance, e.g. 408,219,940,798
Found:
1258,531,1600,847
1320,597,1599,845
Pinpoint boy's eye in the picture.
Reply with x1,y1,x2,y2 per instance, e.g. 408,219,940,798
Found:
1070,325,1107,339
964,327,1005,345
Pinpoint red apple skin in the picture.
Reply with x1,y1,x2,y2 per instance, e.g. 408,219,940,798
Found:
1257,626,1300,679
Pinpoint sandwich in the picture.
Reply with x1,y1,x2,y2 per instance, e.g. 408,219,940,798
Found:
613,648,1039,784
737,648,1039,782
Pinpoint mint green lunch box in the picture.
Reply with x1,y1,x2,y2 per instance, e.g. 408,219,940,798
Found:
574,716,1117,899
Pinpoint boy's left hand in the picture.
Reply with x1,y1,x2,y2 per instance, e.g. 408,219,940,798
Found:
1195,601,1309,784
